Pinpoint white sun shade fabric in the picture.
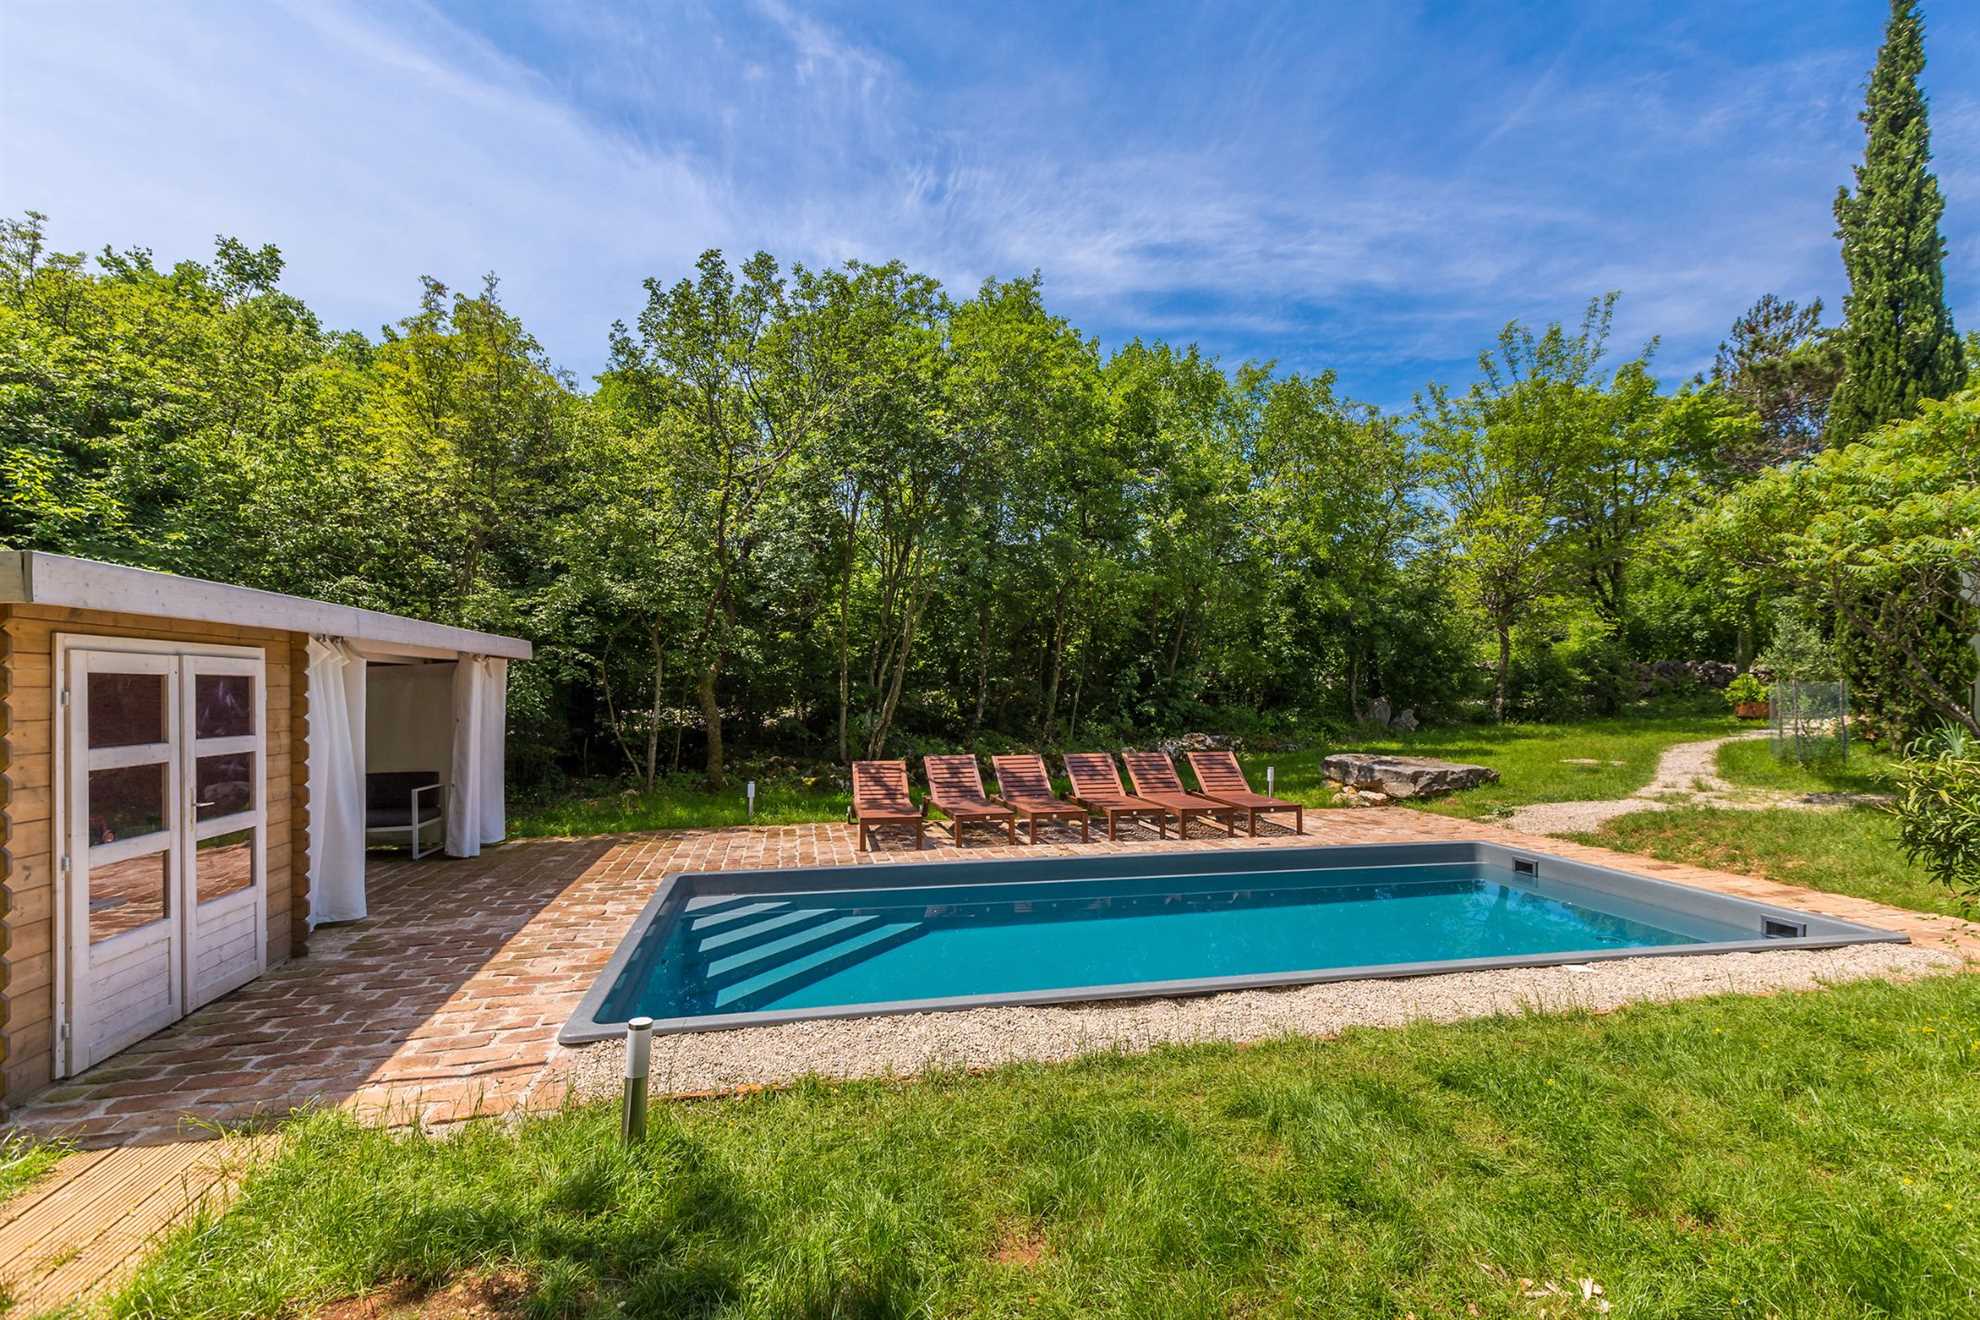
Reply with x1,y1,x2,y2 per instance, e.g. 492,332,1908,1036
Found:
480,658,509,845
305,636,368,924
446,656,510,857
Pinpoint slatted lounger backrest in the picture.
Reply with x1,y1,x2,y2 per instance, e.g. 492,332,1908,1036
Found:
852,760,916,813
1121,751,1187,794
1187,750,1252,795
991,755,1057,801
1063,754,1128,798
923,755,990,805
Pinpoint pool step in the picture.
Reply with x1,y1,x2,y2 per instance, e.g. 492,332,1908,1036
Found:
695,906,839,953
701,914,894,982
712,920,924,1010
686,899,794,932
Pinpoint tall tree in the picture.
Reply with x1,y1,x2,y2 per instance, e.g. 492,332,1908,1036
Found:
606,250,827,787
1711,294,1842,471
1418,297,1616,720
1827,0,1965,445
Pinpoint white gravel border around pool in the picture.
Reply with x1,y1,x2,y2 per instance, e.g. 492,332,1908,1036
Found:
551,943,1963,1104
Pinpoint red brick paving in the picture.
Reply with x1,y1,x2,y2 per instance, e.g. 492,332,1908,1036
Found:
5,812,1976,1146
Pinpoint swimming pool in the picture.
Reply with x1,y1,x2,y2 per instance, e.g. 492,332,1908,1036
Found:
560,842,1905,1041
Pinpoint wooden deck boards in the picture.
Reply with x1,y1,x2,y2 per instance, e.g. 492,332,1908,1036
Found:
0,1136,270,1312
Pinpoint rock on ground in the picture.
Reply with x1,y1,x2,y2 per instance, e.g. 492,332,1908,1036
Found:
1322,753,1498,800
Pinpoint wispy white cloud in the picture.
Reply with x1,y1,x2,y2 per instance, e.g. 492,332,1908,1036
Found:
2,0,1972,406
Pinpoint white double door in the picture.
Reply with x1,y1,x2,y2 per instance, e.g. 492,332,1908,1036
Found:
60,643,268,1076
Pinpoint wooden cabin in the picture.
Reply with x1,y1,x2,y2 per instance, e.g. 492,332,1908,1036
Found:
0,552,531,1112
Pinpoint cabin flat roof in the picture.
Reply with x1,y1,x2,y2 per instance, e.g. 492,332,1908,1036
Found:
0,551,533,660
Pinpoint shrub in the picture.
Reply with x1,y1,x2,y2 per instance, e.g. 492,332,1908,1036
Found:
1888,725,1980,899
1504,635,1584,722
1723,674,1767,709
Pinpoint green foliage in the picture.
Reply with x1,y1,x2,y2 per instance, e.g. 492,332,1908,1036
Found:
0,210,1841,787
1827,0,1966,444
1418,295,1741,720
1756,606,1840,682
1711,293,1843,471
1889,725,1980,898
1695,387,1980,742
110,978,1980,1317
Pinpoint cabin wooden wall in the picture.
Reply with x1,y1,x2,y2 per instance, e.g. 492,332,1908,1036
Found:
0,605,306,1110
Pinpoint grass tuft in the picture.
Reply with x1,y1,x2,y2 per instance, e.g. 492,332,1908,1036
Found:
0,1130,66,1207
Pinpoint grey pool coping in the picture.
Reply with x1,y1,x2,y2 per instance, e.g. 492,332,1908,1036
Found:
557,840,1909,1045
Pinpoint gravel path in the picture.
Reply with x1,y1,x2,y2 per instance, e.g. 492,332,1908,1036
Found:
550,942,1959,1104
1502,731,1885,835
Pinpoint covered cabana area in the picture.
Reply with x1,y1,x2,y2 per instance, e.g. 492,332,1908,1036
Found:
0,551,531,1108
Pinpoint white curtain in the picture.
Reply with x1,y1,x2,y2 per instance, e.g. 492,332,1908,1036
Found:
479,658,509,846
447,656,510,856
305,637,368,924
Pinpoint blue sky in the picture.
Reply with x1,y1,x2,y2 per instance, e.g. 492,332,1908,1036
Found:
5,1,1976,408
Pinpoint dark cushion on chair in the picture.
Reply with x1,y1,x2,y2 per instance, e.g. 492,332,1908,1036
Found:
366,771,442,829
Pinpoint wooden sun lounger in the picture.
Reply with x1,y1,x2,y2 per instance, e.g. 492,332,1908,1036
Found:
923,755,1017,846
989,754,1090,844
1121,750,1239,839
1062,753,1170,841
850,759,926,852
1185,749,1304,836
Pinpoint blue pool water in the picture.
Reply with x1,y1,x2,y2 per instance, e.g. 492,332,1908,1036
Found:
599,860,1755,1025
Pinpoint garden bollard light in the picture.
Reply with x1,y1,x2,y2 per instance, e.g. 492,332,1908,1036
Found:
1267,766,1275,797
746,779,756,820
622,1016,654,1144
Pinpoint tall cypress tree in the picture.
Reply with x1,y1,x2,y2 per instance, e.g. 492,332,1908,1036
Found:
1827,0,1965,445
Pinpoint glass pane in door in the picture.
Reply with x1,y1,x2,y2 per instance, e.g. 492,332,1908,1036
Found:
89,851,170,942
87,763,168,842
194,752,256,819
88,673,167,748
194,674,254,738
195,828,256,903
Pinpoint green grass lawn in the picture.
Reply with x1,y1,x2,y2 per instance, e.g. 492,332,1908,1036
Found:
113,976,1980,1319
510,776,849,838
1283,708,1741,820
1564,738,1973,921
1570,805,1967,920
1714,737,1898,796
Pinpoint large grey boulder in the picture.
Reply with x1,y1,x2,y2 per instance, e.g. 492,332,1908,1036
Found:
1321,752,1498,800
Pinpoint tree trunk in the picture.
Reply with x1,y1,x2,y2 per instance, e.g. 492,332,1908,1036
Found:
1068,625,1090,742
971,600,991,734
836,496,859,764
596,657,640,780
672,691,684,774
866,583,932,759
697,659,726,787
643,628,664,792
1493,622,1512,722
1040,588,1070,738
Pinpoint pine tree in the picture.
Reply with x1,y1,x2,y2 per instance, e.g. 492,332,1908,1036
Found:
1827,0,1965,445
